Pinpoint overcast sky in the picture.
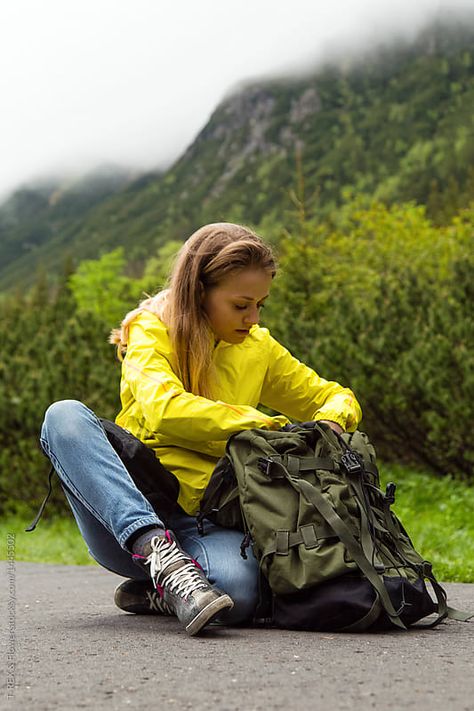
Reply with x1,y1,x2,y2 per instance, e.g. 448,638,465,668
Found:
0,0,471,199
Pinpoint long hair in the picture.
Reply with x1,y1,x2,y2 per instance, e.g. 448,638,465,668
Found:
110,222,277,398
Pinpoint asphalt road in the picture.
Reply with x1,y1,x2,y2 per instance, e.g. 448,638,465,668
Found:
2,561,473,711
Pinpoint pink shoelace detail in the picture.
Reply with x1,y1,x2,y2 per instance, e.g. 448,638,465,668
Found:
135,532,208,599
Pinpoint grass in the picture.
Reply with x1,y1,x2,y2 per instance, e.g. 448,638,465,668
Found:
1,463,473,582
0,512,97,566
378,464,474,583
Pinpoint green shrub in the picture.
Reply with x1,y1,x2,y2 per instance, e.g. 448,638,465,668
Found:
0,277,121,515
1,199,473,516
265,200,474,477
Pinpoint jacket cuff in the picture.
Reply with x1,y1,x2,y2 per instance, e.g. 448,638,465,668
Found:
313,411,360,433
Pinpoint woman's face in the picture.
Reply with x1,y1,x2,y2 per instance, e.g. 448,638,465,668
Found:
202,268,273,344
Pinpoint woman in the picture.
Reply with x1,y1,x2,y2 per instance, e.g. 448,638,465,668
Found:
40,222,362,636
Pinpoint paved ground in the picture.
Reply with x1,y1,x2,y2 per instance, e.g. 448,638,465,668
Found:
1,562,473,711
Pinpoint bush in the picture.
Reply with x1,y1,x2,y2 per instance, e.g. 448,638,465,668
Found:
265,201,474,477
0,277,121,515
1,199,472,515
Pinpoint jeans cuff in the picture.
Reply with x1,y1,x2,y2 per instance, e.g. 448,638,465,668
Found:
119,516,165,551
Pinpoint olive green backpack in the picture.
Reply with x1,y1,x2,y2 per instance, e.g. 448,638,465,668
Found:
198,422,471,631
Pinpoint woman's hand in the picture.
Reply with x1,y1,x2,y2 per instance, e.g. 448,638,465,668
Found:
318,420,344,435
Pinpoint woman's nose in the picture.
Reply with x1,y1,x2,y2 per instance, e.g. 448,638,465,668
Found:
243,306,259,325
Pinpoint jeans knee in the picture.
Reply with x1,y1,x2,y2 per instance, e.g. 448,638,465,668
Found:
42,399,92,446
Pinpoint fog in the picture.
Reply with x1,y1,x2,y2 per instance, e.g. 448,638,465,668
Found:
0,0,471,199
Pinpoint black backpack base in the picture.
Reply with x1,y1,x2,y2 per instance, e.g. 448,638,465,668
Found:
272,575,438,632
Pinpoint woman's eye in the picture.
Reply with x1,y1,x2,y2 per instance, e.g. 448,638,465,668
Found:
234,303,266,310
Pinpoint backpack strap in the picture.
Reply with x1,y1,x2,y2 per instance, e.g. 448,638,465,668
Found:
259,455,334,478
354,498,385,571
260,453,378,478
417,567,472,625
447,607,473,622
341,592,384,632
264,522,337,556
286,473,408,630
25,465,56,532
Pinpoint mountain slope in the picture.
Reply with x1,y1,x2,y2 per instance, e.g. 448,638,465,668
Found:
0,165,143,286
1,17,473,291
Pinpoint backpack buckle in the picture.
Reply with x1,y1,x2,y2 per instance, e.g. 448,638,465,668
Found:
340,450,362,475
196,513,205,536
257,457,273,477
385,482,396,505
240,532,252,559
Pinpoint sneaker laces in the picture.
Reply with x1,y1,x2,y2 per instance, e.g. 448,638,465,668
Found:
146,534,209,599
145,588,173,615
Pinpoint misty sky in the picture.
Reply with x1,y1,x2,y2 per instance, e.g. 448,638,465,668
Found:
0,0,470,198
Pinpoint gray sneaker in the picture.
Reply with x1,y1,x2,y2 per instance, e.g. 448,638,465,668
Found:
114,578,173,615
132,530,234,636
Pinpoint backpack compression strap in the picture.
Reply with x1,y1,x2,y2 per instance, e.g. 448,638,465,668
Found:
286,473,408,630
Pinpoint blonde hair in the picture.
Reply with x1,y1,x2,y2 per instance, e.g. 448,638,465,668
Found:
110,222,276,398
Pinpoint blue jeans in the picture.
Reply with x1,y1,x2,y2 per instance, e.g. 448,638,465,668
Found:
40,400,259,624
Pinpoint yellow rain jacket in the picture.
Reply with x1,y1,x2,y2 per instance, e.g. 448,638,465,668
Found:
116,310,362,515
